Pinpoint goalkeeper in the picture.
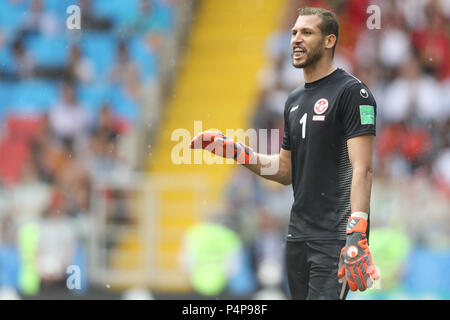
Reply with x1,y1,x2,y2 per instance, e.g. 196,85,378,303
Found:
190,7,379,299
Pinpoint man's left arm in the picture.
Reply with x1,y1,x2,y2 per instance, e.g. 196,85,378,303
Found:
348,134,374,214
337,134,379,291
337,82,379,292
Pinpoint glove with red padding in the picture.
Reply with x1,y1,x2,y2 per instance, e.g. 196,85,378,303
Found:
337,212,379,292
189,131,254,165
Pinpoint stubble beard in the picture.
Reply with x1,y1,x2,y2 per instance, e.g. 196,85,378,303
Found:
292,42,325,69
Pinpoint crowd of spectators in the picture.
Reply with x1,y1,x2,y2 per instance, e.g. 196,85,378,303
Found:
0,0,177,297
220,0,450,298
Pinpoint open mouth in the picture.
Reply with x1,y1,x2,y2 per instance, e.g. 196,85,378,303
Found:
293,47,306,59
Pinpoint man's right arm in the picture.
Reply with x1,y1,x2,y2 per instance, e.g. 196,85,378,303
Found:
190,131,292,186
243,148,292,185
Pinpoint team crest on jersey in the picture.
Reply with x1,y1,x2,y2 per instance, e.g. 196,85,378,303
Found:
314,98,328,115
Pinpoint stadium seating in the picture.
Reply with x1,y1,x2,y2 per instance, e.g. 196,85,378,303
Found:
0,0,175,185
25,34,69,68
80,32,118,78
0,1,27,35
10,80,58,113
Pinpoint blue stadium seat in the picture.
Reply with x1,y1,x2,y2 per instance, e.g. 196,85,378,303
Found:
0,45,15,74
128,37,157,82
110,86,139,122
44,0,74,13
80,32,117,78
91,0,140,23
0,82,13,107
0,1,27,34
10,80,59,113
0,82,14,122
76,82,115,112
77,83,138,122
152,0,175,31
25,35,69,67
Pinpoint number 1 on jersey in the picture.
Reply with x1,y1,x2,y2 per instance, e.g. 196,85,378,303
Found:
299,113,307,139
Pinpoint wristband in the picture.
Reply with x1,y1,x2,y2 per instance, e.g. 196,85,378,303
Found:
346,211,368,235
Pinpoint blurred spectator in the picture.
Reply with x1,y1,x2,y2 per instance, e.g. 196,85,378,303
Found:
36,190,76,289
11,39,35,79
0,213,20,299
109,43,140,88
140,0,176,52
380,55,443,125
30,113,63,184
18,0,60,38
80,0,113,31
377,4,411,71
91,104,121,145
54,138,91,217
109,42,142,99
179,223,241,296
433,147,450,195
126,0,160,35
48,82,89,150
88,104,123,178
10,160,51,225
66,45,95,84
411,0,450,80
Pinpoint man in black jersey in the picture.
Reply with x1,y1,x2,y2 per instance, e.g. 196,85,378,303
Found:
189,7,379,300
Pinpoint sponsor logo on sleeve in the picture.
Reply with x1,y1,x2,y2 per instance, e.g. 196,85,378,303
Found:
360,88,369,98
359,105,375,125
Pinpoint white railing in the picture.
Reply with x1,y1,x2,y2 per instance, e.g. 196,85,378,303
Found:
87,172,211,289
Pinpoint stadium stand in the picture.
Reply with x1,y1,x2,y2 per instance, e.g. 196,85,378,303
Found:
0,0,179,298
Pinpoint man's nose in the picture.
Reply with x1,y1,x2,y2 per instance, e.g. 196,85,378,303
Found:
291,34,303,46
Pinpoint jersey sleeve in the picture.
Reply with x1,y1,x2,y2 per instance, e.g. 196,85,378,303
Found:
339,83,377,139
282,98,291,150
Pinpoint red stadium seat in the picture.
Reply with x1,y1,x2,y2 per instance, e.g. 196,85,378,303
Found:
0,139,30,185
5,115,42,143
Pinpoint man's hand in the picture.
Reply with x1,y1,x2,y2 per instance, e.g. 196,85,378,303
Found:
337,212,379,291
189,131,254,164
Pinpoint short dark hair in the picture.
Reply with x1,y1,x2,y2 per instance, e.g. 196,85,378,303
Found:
298,7,339,57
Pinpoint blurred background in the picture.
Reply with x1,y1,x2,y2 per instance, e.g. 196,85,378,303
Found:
0,0,448,300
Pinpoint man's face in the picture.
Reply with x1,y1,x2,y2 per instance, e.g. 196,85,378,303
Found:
290,15,326,69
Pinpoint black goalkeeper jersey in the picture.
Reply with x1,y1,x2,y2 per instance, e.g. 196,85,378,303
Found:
282,68,377,241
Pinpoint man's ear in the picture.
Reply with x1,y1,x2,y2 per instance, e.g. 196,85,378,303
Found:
325,34,337,50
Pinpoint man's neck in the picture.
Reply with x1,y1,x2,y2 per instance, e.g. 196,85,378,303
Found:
303,59,337,84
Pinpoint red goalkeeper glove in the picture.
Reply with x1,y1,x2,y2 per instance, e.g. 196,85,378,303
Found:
337,212,379,292
189,131,255,164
